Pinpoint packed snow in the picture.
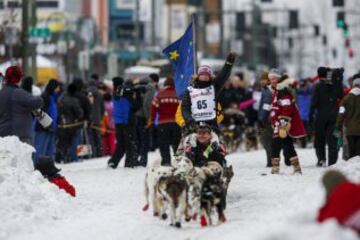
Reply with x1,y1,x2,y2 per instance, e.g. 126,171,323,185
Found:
1,136,359,240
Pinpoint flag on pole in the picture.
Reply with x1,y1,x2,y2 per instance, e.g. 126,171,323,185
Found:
162,22,195,97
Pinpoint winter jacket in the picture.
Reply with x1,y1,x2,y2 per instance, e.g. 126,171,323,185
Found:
137,83,157,119
57,93,84,128
35,92,58,132
296,85,312,121
185,140,226,167
88,83,105,125
258,85,273,124
336,87,360,136
104,101,115,130
75,91,92,122
270,84,306,138
151,86,179,125
310,80,344,122
181,57,234,128
0,84,43,140
317,181,360,233
112,90,141,125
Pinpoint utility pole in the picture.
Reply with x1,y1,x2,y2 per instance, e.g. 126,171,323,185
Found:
30,0,37,80
22,0,29,75
151,0,156,46
135,0,140,59
251,0,260,69
219,0,224,57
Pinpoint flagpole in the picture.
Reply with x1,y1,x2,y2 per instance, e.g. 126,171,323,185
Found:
191,13,198,74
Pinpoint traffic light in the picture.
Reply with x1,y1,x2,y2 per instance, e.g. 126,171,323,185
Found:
236,12,246,36
314,25,320,36
336,11,345,28
348,48,354,58
345,38,350,47
289,10,299,29
342,23,349,37
333,0,345,7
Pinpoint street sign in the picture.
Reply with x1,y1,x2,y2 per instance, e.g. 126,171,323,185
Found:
30,27,51,38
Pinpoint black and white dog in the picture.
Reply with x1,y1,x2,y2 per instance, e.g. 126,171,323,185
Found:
199,161,227,227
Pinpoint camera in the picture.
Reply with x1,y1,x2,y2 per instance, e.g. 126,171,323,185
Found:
326,68,344,85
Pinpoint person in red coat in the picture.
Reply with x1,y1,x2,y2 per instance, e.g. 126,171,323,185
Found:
270,74,306,174
318,170,360,234
150,77,181,165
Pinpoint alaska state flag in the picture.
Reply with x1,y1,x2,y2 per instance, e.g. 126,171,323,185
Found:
162,22,194,97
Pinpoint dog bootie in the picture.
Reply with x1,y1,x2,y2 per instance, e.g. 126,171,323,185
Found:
142,204,149,211
200,215,208,227
290,157,302,175
271,158,280,174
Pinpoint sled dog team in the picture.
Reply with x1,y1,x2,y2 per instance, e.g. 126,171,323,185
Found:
143,156,233,228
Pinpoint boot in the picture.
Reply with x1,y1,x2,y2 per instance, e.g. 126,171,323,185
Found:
271,158,280,174
290,157,302,174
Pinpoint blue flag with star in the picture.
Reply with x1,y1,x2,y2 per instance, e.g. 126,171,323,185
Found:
162,22,194,97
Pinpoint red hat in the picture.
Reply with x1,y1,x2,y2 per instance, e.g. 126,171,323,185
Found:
197,65,213,77
5,65,23,84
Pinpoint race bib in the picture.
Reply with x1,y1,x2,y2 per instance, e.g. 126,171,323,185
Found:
189,86,216,121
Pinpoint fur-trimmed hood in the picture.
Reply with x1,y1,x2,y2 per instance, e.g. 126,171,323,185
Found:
350,87,360,96
276,78,296,90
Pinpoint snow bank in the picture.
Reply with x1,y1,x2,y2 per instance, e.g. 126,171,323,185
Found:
0,137,73,240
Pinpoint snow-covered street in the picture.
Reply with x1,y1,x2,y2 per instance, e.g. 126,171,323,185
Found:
2,138,359,240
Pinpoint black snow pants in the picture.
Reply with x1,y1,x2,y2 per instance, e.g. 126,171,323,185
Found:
158,122,181,166
260,123,291,167
271,136,297,160
55,128,77,163
108,124,138,168
314,117,338,166
347,135,360,159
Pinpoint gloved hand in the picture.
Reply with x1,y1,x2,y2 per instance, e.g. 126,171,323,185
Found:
226,52,237,63
144,117,152,129
337,137,343,149
333,127,342,139
279,118,289,127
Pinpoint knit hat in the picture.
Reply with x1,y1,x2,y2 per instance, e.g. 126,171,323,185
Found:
197,65,213,78
197,122,212,133
268,68,281,79
322,170,347,197
352,74,360,87
149,73,159,83
5,65,23,84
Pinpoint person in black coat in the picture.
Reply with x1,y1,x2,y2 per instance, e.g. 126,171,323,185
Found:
34,79,61,164
108,79,142,168
181,53,236,133
69,78,92,161
310,67,344,166
87,80,105,157
185,123,226,167
0,66,43,144
55,83,84,163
